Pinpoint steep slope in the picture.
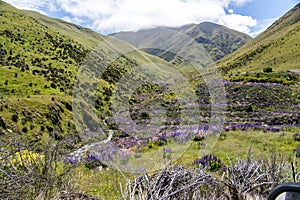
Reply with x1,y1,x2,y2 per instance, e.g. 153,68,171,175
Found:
0,1,89,96
218,3,300,74
0,1,122,145
112,22,251,62
23,10,105,49
0,0,91,145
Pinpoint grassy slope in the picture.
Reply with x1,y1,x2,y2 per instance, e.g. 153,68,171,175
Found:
0,1,88,95
217,3,300,74
23,10,177,69
0,0,88,144
23,10,106,49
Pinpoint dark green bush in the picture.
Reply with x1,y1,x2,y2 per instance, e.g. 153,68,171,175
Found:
263,67,273,73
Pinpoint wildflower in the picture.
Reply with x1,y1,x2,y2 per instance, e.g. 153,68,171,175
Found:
193,154,224,171
152,136,159,142
193,133,206,141
9,149,43,168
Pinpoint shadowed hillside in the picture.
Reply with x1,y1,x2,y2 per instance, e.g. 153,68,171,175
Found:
112,22,251,62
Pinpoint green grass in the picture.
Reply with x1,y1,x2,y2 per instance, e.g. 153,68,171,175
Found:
0,66,61,95
73,166,126,199
70,127,300,199
0,95,76,149
210,130,298,163
0,0,91,97
23,10,106,49
150,128,300,167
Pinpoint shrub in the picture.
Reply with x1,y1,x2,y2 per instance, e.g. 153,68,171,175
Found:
50,82,57,89
22,126,28,133
293,133,300,141
122,152,288,200
263,67,273,73
11,114,18,122
8,149,43,169
156,137,167,146
294,147,300,157
84,153,103,169
0,139,77,199
219,133,227,140
152,136,168,146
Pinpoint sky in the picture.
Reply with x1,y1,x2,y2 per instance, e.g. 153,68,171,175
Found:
3,0,299,37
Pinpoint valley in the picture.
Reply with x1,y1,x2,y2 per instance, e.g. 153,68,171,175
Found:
0,0,299,199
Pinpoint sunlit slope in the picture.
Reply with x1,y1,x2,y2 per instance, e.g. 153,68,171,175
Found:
23,10,106,49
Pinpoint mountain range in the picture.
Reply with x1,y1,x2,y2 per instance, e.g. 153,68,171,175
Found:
112,22,251,62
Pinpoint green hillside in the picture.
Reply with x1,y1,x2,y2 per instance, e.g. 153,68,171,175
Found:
23,10,106,49
0,1,89,96
0,0,90,147
0,0,120,145
176,22,252,61
0,0,185,145
218,3,300,74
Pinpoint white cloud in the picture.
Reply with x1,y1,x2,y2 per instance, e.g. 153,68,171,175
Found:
3,0,54,14
218,14,257,35
3,0,258,35
89,0,227,33
62,16,71,23
62,16,85,25
231,0,252,6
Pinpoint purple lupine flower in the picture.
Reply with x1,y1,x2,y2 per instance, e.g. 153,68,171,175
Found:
193,154,224,171
64,156,79,167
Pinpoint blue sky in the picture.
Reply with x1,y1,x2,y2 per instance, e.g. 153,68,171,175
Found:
3,0,299,37
231,0,299,35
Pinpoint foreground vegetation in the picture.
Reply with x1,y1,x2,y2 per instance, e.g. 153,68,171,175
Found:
1,127,300,199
